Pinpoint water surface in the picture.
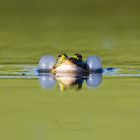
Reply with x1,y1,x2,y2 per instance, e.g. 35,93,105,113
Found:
0,64,140,140
0,0,140,139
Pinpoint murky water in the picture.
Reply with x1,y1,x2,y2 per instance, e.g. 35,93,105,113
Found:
0,0,140,139
0,64,140,140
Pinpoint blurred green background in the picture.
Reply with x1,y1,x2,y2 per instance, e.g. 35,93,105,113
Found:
0,1,140,140
0,0,140,65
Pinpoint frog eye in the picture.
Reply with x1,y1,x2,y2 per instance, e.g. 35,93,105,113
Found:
58,53,68,58
79,55,82,60
75,53,82,60
58,54,62,58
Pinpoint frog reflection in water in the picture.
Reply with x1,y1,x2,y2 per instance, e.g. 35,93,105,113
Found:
39,73,102,91
56,74,84,91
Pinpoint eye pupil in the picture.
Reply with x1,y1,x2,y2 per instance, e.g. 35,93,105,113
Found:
75,53,82,60
58,54,61,58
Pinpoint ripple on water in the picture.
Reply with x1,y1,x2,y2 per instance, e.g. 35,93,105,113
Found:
0,65,139,78
0,64,139,91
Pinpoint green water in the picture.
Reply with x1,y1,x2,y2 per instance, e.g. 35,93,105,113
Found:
0,0,140,139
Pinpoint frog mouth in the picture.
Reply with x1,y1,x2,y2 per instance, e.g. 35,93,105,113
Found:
53,63,88,73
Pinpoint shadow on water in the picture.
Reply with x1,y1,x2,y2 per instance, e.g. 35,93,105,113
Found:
38,73,102,91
